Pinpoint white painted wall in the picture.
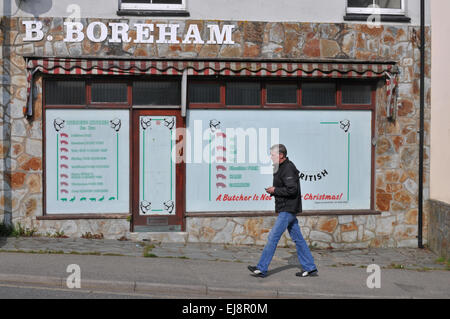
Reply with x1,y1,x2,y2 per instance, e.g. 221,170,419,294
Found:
431,0,450,204
1,0,430,25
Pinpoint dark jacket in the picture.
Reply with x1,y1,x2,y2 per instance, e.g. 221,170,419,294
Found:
272,158,302,214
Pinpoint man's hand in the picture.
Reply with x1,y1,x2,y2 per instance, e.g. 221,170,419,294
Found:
265,187,275,195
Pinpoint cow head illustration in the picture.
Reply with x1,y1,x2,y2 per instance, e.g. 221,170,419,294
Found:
163,200,175,214
140,201,151,215
53,118,65,132
164,118,175,130
110,118,122,132
209,119,221,132
141,117,152,130
340,120,351,133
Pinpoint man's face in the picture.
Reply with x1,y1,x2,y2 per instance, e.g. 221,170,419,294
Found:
270,150,283,164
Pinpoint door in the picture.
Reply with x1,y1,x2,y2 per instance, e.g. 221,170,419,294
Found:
132,110,185,232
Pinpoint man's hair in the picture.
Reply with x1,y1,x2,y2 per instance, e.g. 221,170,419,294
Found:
271,144,287,158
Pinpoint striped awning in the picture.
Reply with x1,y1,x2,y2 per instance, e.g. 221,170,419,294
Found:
26,58,397,78
25,58,399,116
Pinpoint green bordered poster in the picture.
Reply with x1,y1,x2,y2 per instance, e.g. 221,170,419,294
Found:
45,109,129,214
186,110,371,212
139,116,176,216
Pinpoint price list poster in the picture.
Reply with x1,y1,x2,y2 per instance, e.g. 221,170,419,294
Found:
45,110,130,214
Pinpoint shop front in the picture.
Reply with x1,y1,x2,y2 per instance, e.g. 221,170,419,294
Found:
1,17,431,249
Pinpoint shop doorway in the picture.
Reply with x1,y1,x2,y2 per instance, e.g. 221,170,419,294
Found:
132,110,185,232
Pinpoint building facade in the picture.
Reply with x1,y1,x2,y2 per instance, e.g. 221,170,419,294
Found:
430,0,450,258
0,0,432,249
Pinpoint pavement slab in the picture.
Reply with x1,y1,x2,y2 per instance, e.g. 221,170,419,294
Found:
0,236,448,299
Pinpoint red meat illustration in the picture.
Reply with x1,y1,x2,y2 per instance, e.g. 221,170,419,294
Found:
216,174,227,180
216,156,227,162
60,189,69,194
60,164,69,169
216,146,227,151
60,147,69,153
60,182,69,186
60,174,69,179
216,132,226,138
60,155,69,160
60,133,69,138
216,182,227,188
216,165,227,171
60,140,68,145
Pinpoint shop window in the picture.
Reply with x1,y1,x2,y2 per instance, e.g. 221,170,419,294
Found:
302,82,336,107
345,0,410,22
118,0,189,16
45,80,86,105
133,80,180,105
266,83,297,104
91,82,128,103
347,0,404,14
342,84,372,105
121,0,185,9
226,82,260,106
189,82,221,104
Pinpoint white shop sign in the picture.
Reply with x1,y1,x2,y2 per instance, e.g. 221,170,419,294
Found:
186,110,372,212
45,109,130,214
22,21,235,44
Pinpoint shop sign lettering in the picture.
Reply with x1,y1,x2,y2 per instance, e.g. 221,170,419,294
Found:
22,20,235,44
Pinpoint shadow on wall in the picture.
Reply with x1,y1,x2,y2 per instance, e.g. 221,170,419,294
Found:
15,0,53,17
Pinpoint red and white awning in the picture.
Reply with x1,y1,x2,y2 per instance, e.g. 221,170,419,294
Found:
25,58,399,116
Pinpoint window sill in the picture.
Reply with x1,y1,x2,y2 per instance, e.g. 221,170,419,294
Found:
37,214,130,220
344,13,411,23
117,9,190,17
185,210,381,218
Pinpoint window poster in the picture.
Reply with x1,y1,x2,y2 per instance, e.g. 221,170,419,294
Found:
186,110,372,212
139,116,176,216
45,109,130,214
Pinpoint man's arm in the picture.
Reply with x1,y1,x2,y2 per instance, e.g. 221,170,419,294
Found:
273,169,298,197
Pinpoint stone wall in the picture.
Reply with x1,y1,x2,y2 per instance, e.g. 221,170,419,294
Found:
187,214,382,249
0,17,431,247
428,200,450,258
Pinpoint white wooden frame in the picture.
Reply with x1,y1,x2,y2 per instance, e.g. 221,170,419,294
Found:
120,0,186,11
346,0,406,15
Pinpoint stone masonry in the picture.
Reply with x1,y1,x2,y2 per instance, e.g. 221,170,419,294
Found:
0,17,431,248
428,200,450,258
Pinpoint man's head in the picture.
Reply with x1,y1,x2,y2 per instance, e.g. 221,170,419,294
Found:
270,144,287,164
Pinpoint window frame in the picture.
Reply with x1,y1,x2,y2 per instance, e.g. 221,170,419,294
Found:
262,81,300,109
188,78,376,111
119,0,186,11
132,78,182,107
44,79,87,107
346,0,406,15
88,79,131,107
41,76,378,217
188,80,225,108
339,81,375,108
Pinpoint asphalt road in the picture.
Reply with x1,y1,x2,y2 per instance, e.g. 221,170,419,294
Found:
0,283,165,299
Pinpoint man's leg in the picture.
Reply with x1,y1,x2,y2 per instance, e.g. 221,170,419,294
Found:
287,216,317,272
255,212,290,275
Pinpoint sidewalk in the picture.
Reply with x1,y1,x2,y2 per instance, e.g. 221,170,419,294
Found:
0,237,449,298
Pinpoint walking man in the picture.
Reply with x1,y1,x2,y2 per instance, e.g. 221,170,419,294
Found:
248,144,318,278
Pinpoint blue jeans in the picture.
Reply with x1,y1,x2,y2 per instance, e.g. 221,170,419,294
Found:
257,212,316,275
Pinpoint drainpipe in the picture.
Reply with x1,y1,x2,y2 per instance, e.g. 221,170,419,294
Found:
2,1,12,227
418,0,425,249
